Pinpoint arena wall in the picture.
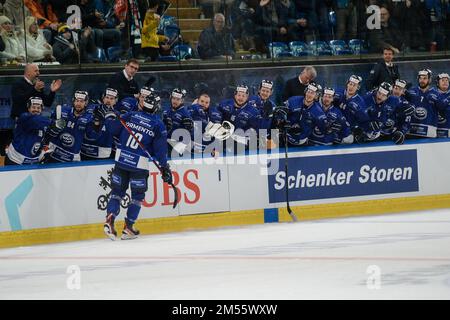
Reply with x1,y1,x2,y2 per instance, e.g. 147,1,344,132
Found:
1,139,450,248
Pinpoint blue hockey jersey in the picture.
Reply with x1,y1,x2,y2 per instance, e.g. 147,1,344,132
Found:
334,90,371,131
309,104,352,145
6,112,51,164
435,89,450,138
248,94,276,131
48,105,97,162
406,86,439,138
109,111,168,171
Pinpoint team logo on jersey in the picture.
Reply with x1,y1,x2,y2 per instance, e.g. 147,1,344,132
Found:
313,126,324,137
60,133,75,148
438,113,446,124
414,107,428,120
385,119,395,128
31,142,41,156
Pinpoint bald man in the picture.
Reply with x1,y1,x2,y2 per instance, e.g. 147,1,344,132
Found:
10,64,62,119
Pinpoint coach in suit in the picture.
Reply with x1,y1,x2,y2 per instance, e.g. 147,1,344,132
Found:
282,66,317,101
365,47,400,91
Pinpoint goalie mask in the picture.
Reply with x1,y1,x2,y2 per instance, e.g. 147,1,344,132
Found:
142,94,161,114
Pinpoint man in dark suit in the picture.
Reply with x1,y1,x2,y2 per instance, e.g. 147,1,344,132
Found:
365,47,400,91
282,66,317,101
107,58,141,101
10,64,62,119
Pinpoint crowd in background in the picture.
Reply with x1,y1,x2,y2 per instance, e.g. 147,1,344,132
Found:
1,0,450,64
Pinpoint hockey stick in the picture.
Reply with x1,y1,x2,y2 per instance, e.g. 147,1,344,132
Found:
114,112,179,209
283,130,298,222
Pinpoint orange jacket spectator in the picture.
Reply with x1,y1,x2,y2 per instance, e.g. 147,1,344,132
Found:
24,0,59,29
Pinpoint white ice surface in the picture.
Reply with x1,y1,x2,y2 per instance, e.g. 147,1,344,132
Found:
1,209,450,300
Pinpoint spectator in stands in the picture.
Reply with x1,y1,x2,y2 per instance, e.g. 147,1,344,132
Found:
291,0,319,42
0,15,25,63
1,0,31,28
21,16,55,62
230,0,257,52
53,24,98,64
24,0,60,44
94,0,129,52
367,5,403,53
282,66,317,101
333,0,357,41
198,13,235,60
107,58,140,100
389,0,428,52
141,0,169,62
365,46,400,91
10,63,62,121
423,0,450,51
78,0,121,50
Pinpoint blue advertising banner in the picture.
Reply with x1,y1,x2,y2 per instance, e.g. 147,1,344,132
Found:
268,149,419,203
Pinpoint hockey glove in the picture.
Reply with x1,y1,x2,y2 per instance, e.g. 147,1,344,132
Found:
328,121,342,133
93,105,109,122
369,120,380,132
392,130,405,145
54,118,66,130
181,118,194,131
161,165,173,184
273,106,289,129
262,100,274,118
352,127,365,143
289,123,302,135
163,117,173,132
401,104,415,117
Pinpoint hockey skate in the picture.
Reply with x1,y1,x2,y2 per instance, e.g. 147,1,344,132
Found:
103,213,117,240
121,220,140,240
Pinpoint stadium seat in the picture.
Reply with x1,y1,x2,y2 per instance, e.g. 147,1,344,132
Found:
348,39,368,54
308,41,332,56
267,42,292,58
164,24,181,46
106,46,123,62
329,40,353,55
289,41,309,57
172,44,193,60
157,55,178,62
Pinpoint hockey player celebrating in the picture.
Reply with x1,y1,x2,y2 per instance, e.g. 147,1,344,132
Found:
274,82,327,147
309,87,353,146
44,91,99,163
5,97,65,165
215,84,262,152
434,73,450,138
81,88,119,160
103,93,172,240
406,69,439,138
364,82,413,145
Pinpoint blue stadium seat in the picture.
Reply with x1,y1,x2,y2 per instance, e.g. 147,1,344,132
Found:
308,41,332,56
106,46,123,62
157,55,178,62
329,40,353,55
96,48,108,62
267,42,292,58
348,39,368,54
289,41,309,57
164,24,181,46
172,44,193,60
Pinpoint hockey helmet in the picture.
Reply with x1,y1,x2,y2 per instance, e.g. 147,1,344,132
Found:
394,79,407,89
102,87,119,99
171,88,187,100
140,86,155,98
235,84,249,95
378,82,392,96
259,79,274,90
322,87,336,97
417,69,432,80
73,90,89,102
142,93,161,114
27,96,43,109
347,75,362,88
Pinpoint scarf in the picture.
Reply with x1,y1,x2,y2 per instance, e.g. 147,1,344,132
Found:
129,0,142,44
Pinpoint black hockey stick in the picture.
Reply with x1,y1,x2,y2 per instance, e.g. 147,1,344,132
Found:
114,112,179,209
283,130,298,222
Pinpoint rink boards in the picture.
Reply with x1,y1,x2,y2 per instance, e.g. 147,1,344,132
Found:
1,139,450,248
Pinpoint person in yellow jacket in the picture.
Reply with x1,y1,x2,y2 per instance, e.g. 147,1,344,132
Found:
141,0,169,62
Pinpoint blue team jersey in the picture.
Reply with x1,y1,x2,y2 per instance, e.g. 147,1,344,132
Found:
434,89,450,137
334,90,370,130
162,105,193,138
217,98,262,131
109,111,168,172
284,96,327,145
364,93,412,137
7,112,51,164
406,86,439,138
48,105,96,162
81,104,117,158
248,94,276,131
117,97,139,114
309,104,351,145
189,103,222,152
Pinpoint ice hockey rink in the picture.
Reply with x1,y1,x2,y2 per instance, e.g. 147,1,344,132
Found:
1,208,450,300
